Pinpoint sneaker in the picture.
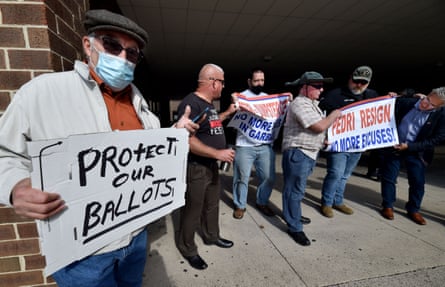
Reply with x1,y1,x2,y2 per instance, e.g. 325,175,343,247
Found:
321,205,334,218
333,204,354,215
256,204,275,216
233,208,246,219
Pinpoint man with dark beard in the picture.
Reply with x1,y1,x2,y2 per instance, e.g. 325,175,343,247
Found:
231,68,277,220
318,66,379,218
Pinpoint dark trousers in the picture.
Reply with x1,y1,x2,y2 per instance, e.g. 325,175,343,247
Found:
380,150,426,213
177,162,220,257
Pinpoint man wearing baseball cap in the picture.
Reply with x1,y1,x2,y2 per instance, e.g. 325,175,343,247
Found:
282,71,342,245
318,66,379,218
0,9,197,286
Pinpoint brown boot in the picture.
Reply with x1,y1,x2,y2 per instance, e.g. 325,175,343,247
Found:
233,208,246,219
381,207,394,220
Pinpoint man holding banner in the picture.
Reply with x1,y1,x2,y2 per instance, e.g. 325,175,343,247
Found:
318,66,379,218
281,71,342,246
380,87,445,225
231,68,277,219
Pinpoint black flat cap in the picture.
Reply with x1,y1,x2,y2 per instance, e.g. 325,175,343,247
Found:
83,9,148,48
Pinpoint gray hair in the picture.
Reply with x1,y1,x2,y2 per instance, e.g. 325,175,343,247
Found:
432,87,445,102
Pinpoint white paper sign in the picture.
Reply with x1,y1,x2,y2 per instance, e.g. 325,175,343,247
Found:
326,96,399,152
27,129,189,275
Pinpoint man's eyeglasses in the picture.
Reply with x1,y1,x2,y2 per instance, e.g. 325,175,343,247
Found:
309,84,324,90
209,77,225,86
352,79,369,85
96,35,142,64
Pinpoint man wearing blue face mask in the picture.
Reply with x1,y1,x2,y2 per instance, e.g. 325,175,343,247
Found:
0,9,197,287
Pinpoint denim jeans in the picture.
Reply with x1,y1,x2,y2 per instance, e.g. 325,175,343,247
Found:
52,230,147,287
282,148,315,232
321,152,361,206
380,151,426,213
232,145,275,209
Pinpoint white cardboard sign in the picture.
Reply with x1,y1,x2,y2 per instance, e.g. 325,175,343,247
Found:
27,129,189,275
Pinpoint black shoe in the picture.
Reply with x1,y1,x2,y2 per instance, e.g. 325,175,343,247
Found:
204,237,234,248
256,204,275,216
300,216,311,225
287,230,311,246
185,254,208,270
366,170,380,181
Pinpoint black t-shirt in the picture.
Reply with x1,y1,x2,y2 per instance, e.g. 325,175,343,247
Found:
319,86,379,114
177,92,226,166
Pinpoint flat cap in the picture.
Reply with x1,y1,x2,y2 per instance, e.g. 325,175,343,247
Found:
83,9,148,48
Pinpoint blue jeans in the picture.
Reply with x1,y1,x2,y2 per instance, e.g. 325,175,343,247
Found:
282,149,315,232
52,230,147,287
380,151,426,213
233,145,275,209
321,152,361,206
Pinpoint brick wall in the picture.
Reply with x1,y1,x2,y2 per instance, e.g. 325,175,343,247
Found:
0,1,88,286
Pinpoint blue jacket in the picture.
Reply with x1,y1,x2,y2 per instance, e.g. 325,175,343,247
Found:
395,97,445,165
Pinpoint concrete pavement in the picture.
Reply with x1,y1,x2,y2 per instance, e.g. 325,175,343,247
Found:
142,148,445,287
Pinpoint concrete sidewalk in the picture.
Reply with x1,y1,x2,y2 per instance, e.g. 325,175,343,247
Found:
142,150,445,287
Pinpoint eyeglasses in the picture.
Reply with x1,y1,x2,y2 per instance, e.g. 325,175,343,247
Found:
96,35,142,64
209,77,225,86
309,84,324,90
352,79,369,85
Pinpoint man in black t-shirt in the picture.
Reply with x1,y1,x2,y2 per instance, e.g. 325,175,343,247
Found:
176,63,237,270
318,66,379,218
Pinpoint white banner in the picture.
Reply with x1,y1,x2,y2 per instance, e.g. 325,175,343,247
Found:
326,96,399,152
28,129,189,275
228,93,291,144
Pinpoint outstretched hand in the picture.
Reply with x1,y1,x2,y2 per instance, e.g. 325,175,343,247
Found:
175,105,200,135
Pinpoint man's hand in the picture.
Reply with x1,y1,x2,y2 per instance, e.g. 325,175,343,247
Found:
11,178,66,220
216,148,236,163
394,142,408,151
387,92,398,97
175,105,200,136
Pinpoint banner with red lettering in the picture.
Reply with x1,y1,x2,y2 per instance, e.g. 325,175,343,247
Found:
326,96,399,152
228,93,291,144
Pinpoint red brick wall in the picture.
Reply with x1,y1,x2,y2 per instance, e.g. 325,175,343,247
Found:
0,1,88,286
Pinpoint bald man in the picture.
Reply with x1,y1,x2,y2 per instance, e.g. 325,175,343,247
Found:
176,64,237,270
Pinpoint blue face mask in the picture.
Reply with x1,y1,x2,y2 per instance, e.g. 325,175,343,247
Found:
93,48,136,92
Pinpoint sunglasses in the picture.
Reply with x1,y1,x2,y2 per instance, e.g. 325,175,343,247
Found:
352,79,369,85
309,84,324,90
97,35,142,64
